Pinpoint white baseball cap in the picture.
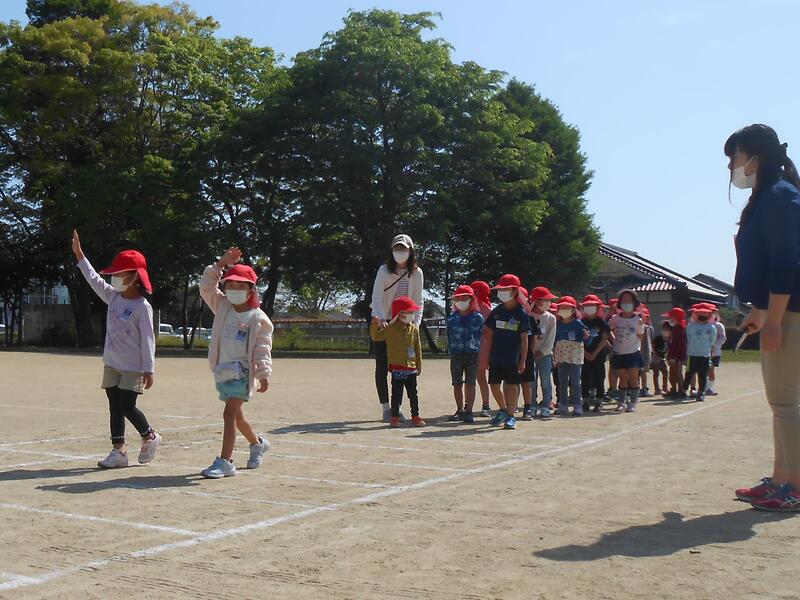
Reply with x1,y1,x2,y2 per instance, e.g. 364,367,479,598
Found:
391,234,414,249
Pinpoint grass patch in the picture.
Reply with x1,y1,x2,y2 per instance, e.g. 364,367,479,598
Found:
721,349,759,363
156,332,368,352
156,336,210,349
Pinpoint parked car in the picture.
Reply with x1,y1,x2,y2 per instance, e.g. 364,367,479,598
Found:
158,323,175,336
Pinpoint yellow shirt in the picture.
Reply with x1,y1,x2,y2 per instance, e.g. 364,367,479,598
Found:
370,320,422,372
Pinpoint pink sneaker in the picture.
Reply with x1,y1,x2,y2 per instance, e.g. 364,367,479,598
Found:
735,477,778,502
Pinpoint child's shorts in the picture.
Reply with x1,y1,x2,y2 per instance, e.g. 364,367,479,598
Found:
519,351,535,383
450,353,479,386
101,365,145,394
611,351,643,370
215,377,251,402
488,365,521,385
651,357,667,370
711,355,721,367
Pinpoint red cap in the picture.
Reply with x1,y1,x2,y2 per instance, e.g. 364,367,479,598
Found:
221,264,260,308
469,281,490,302
518,287,529,299
530,286,557,301
662,307,686,321
391,296,422,319
556,295,578,308
451,285,476,299
580,294,602,306
492,274,521,289
609,298,619,305
690,303,713,314
99,250,152,294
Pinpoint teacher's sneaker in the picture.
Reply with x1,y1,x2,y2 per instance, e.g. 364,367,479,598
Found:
247,436,270,470
411,416,426,427
750,483,800,512
138,432,161,464
201,457,237,479
97,448,128,469
735,477,778,502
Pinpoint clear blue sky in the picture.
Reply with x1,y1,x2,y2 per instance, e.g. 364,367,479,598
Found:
4,0,798,283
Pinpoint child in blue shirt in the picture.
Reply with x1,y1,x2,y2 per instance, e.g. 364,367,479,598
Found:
483,274,531,430
447,285,484,424
681,304,718,402
553,296,589,416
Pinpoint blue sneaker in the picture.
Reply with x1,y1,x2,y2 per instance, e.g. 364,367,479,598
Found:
539,405,551,419
504,415,517,430
462,410,475,424
490,409,508,426
521,406,534,421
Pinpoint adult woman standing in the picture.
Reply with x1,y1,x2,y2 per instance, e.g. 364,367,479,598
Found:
370,234,424,421
728,124,800,512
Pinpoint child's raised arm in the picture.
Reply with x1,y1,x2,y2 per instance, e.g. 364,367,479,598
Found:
72,229,115,305
200,246,242,314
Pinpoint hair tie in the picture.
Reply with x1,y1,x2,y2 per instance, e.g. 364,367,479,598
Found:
781,142,789,154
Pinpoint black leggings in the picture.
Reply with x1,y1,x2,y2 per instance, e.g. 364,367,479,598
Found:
106,386,152,444
391,375,419,417
581,353,607,401
374,340,389,405
682,356,710,395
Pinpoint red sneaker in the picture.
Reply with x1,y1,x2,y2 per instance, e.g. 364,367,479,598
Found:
735,477,778,502
390,417,401,428
750,484,800,512
411,416,426,427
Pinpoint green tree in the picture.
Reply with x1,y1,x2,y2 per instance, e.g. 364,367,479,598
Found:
496,79,599,290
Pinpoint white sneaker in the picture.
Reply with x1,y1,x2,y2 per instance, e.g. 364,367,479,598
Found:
398,409,407,422
138,432,161,464
247,436,271,470
382,404,391,422
98,448,128,469
201,457,237,479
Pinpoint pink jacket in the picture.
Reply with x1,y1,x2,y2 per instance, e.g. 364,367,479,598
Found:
200,264,274,387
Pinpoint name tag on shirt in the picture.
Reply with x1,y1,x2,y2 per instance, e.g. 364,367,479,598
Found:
235,324,249,343
407,346,416,358
119,308,133,322
568,331,576,341
495,319,519,332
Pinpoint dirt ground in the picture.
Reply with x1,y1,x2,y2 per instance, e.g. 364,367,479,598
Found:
0,351,797,599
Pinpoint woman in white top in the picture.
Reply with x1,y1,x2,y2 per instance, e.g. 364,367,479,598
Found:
370,234,424,421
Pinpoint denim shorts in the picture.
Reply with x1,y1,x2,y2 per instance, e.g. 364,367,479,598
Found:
215,377,250,402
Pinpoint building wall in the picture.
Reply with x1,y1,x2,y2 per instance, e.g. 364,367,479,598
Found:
22,304,100,346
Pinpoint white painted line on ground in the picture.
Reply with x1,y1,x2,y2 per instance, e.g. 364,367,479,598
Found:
0,502,200,537
0,448,100,460
0,456,105,470
275,438,523,458
0,572,40,585
0,389,764,592
251,451,474,473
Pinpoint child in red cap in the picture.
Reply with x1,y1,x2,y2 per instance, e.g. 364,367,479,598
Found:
446,285,485,423
708,305,727,396
370,296,425,427
663,307,688,398
681,304,718,402
529,286,557,417
579,294,611,412
71,230,161,469
470,280,494,416
607,289,646,412
483,275,532,429
199,247,273,479
553,296,590,416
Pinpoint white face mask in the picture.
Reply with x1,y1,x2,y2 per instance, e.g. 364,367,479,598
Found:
582,306,597,316
731,157,756,189
399,314,414,324
539,301,552,312
669,319,677,327
620,302,635,313
454,300,471,311
226,289,250,306
558,308,573,319
497,290,515,303
392,249,410,264
111,275,131,292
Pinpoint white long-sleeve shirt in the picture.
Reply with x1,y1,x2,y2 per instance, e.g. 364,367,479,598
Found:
77,258,155,373
531,310,556,356
370,264,424,326
712,321,727,357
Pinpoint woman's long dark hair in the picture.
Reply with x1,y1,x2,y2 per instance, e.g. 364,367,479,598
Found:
386,245,417,276
724,124,800,225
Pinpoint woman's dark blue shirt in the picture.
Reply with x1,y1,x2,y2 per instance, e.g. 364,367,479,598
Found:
735,178,800,311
